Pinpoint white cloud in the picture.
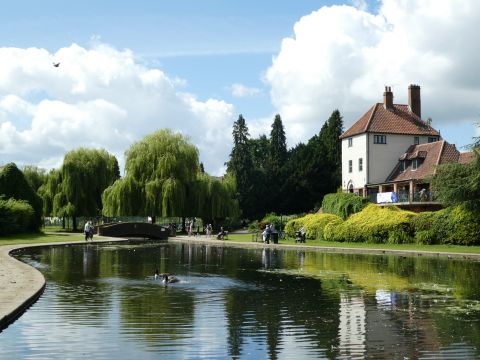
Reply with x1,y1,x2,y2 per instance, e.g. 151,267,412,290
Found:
0,43,235,175
230,83,261,98
265,0,480,146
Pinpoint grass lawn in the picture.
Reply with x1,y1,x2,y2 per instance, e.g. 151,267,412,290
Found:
0,232,85,246
225,233,480,254
2,231,480,255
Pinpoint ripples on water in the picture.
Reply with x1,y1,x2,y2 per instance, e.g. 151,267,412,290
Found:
1,242,479,359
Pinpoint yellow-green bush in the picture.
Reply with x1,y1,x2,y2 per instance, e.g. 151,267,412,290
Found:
441,206,480,245
285,213,342,240
284,216,307,237
323,204,416,243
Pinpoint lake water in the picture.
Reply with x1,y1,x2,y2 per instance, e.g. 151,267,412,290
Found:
2,241,480,359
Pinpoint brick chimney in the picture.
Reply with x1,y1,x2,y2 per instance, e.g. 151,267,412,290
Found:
383,86,394,110
408,84,421,118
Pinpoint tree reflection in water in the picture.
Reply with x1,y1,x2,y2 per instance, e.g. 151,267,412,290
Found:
7,242,480,359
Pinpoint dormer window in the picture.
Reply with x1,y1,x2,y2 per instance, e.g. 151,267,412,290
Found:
348,137,353,147
414,137,419,145
400,161,405,172
412,159,418,171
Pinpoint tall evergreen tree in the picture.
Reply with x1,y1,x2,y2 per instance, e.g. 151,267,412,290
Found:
319,109,343,192
249,135,270,170
266,114,288,213
269,114,287,172
227,115,263,219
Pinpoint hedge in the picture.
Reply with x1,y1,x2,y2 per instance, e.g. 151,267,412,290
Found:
411,206,480,246
322,193,370,220
0,198,35,235
323,204,416,243
285,213,342,240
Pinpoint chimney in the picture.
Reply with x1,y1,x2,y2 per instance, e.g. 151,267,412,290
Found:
383,86,393,110
408,84,421,118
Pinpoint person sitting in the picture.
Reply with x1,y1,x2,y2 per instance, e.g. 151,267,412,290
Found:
217,226,226,240
296,226,306,243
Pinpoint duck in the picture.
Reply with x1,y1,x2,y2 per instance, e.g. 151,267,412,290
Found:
161,273,179,284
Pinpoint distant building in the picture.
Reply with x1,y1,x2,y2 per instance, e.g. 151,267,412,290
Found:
340,85,474,206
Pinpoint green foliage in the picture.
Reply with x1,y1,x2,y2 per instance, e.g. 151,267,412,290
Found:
0,163,42,231
445,206,480,245
409,206,480,246
284,216,307,237
0,198,35,235
260,213,286,231
322,192,370,220
279,110,343,214
103,129,239,220
432,151,480,210
22,165,47,191
323,204,416,243
284,213,341,240
303,213,342,240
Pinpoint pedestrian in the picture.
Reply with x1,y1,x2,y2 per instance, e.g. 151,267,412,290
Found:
84,220,90,241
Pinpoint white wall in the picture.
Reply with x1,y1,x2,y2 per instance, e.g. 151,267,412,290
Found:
342,133,367,191
368,134,434,184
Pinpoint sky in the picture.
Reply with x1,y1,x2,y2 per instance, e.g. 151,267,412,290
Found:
0,0,479,175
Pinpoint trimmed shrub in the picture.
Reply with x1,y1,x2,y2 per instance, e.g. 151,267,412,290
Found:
322,193,370,220
441,206,480,245
285,213,342,240
323,204,416,243
303,213,343,240
284,216,307,237
0,198,35,235
323,217,345,242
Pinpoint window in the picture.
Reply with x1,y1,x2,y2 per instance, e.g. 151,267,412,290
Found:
400,161,405,172
358,158,363,171
414,137,419,145
348,160,352,173
428,137,438,143
348,138,353,147
412,159,418,170
373,134,387,144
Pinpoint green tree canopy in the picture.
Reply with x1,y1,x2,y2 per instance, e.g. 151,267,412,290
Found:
0,163,43,231
103,129,239,221
431,151,480,210
22,165,47,192
40,148,120,229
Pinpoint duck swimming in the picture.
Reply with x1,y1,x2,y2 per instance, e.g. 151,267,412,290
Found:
162,273,179,284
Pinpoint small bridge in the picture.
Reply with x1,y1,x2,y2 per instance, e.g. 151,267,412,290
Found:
97,222,169,240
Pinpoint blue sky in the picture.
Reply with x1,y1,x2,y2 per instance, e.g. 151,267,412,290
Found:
0,0,478,173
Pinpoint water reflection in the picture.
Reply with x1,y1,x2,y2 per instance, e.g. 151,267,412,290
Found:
1,242,479,359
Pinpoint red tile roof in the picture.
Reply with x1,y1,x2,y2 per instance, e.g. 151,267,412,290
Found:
386,140,460,182
459,151,476,164
340,103,440,139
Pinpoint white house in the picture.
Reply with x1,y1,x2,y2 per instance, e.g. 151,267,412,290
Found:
340,85,472,203
340,85,440,196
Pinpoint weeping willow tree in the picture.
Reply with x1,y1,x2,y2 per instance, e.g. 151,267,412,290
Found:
102,129,239,223
39,148,120,230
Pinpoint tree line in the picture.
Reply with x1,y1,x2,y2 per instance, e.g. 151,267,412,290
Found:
226,110,343,220
0,129,239,234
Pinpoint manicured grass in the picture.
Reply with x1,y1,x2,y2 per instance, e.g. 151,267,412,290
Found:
2,231,480,255
0,232,85,246
225,233,480,254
